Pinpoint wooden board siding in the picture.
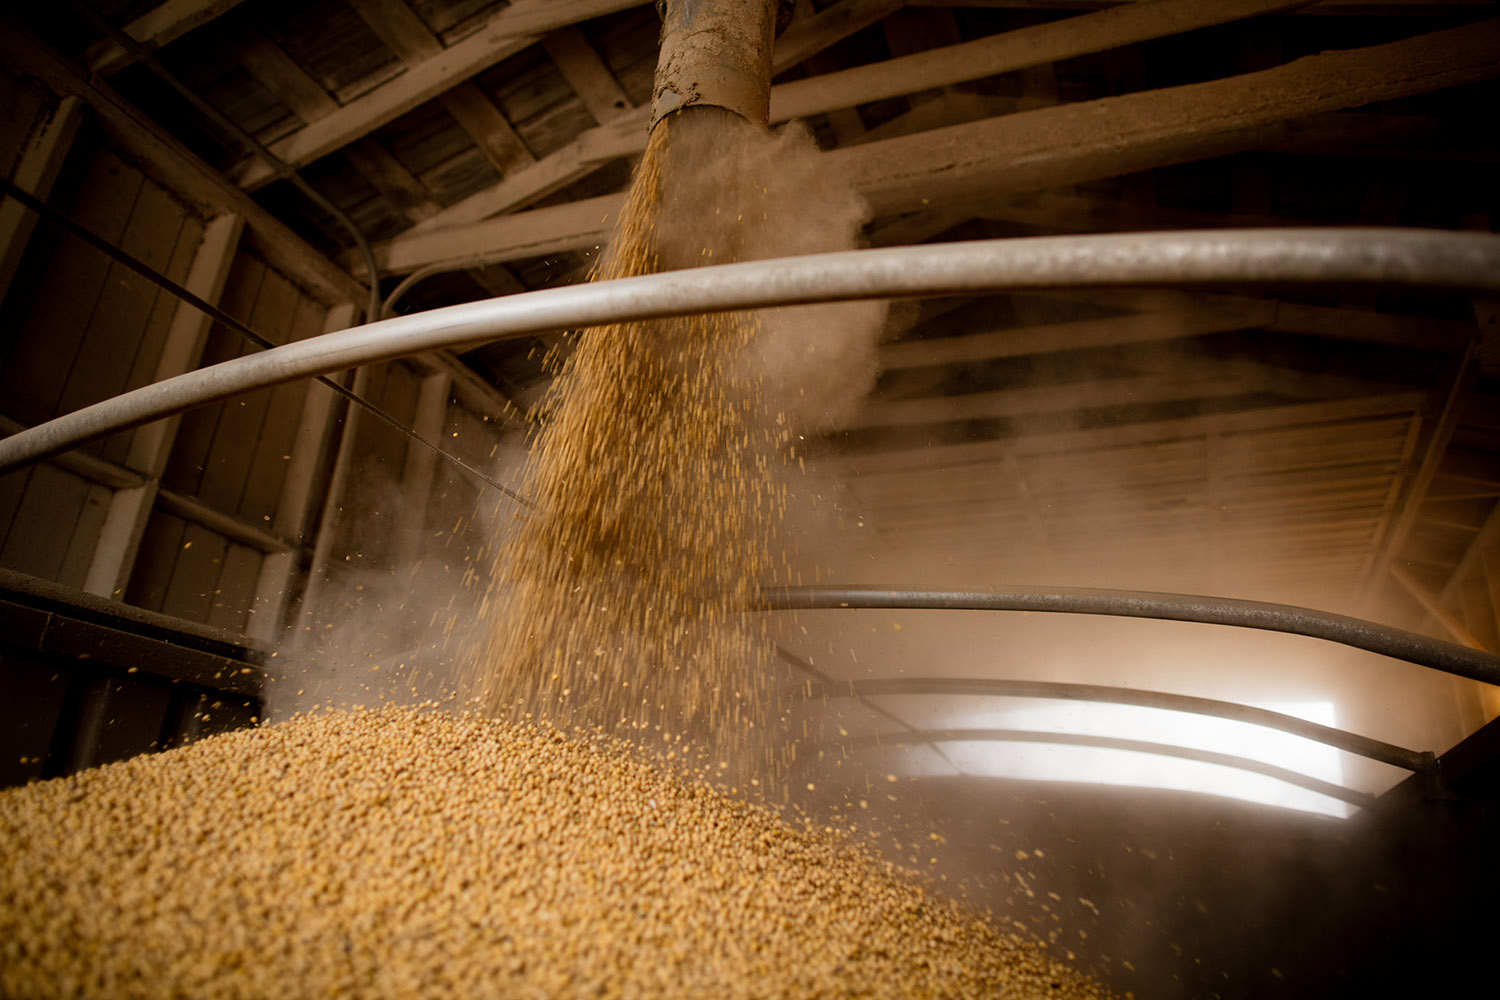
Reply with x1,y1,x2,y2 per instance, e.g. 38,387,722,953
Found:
97,213,208,466
0,464,110,586
162,254,327,519
0,149,141,428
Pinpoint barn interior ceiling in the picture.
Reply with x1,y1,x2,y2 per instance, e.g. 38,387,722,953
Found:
3,0,1498,670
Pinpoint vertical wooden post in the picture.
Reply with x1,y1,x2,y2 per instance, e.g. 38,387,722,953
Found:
82,212,244,598
394,371,451,571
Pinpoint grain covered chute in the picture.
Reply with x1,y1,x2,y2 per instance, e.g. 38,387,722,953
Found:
650,0,790,129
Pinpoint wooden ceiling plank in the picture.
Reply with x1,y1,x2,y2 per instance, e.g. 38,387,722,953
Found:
774,0,906,71
86,0,249,75
440,83,539,175
232,27,444,222
346,0,538,175
1441,502,1500,605
233,27,340,120
881,299,1277,369
1361,338,1482,606
828,392,1425,472
354,193,621,277
342,139,442,222
851,370,1269,429
0,95,83,307
1014,284,1473,353
345,0,445,62
0,20,364,306
396,0,901,238
771,0,1313,122
541,26,635,125
1391,563,1491,649
834,17,1500,217
232,0,640,190
379,17,1500,277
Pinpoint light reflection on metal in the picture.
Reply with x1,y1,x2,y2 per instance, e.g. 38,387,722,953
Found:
3,228,1498,475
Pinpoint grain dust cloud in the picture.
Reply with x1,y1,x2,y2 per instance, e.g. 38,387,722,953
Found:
460,112,886,779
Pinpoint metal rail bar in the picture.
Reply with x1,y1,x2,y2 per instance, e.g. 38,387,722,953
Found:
0,175,531,509
812,675,1432,775
837,727,1376,807
774,643,963,772
3,228,1497,473
760,585,1500,687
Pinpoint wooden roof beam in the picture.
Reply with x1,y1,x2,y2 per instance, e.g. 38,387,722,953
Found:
396,0,903,238
836,16,1500,216
540,26,635,125
346,0,537,176
828,392,1426,471
771,0,1313,122
356,15,1500,278
881,299,1279,369
0,18,363,305
232,0,641,190
85,0,247,75
398,0,1298,238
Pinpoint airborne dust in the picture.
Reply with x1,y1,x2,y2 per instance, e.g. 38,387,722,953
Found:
460,110,885,783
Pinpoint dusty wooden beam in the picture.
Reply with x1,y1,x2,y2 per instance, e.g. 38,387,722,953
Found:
85,0,247,75
397,0,901,235
881,299,1278,369
347,0,538,175
834,17,1500,217
827,392,1425,470
850,363,1313,430
1391,563,1491,650
377,17,1499,277
541,26,634,125
229,25,447,222
771,0,1312,122
1361,337,1483,606
1027,285,1476,353
82,213,245,602
0,21,365,306
232,0,640,190
775,0,906,69
342,140,442,222
352,194,619,277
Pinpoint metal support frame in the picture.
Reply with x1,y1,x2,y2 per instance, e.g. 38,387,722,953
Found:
837,728,1376,808
760,584,1500,686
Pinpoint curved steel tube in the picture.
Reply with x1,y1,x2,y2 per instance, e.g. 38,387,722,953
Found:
810,675,1432,774
3,228,1498,473
837,728,1375,807
761,585,1500,687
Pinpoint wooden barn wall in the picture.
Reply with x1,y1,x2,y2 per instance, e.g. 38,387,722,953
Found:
0,111,357,642
300,356,517,658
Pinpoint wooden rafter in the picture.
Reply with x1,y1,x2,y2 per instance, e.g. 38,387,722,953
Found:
541,26,635,125
346,0,538,176
771,0,1312,122
232,0,642,190
395,0,902,236
365,14,1500,277
836,17,1500,217
86,0,248,75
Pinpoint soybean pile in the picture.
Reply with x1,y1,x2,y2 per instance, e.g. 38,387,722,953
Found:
0,706,1113,999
